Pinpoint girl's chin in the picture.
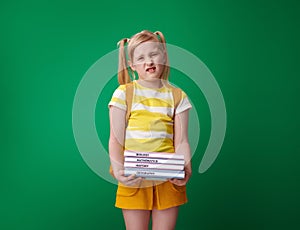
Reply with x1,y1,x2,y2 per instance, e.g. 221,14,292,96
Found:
144,72,163,79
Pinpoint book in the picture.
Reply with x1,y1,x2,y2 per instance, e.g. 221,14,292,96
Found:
125,157,185,165
124,150,184,160
124,162,184,171
124,168,185,179
123,150,186,180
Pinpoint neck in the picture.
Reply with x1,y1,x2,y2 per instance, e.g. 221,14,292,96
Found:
137,79,163,89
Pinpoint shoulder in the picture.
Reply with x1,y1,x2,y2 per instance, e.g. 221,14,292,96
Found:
165,83,190,101
111,84,127,97
173,88,192,114
108,84,128,110
169,86,189,100
116,84,127,91
181,90,188,99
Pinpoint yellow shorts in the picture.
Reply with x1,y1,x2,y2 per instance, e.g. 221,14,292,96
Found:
115,180,187,210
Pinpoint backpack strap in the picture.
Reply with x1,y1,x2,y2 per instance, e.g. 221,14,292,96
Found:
166,83,182,116
125,82,134,123
172,87,182,114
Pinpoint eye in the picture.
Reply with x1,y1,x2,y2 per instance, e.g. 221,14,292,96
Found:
150,53,158,57
137,57,144,61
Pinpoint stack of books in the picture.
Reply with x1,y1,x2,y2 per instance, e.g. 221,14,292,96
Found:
123,150,185,180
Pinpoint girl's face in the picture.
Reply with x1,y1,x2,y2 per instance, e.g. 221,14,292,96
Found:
130,41,165,82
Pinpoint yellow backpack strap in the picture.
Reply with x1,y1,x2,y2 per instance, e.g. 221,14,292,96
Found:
172,87,182,113
166,83,182,115
125,82,134,123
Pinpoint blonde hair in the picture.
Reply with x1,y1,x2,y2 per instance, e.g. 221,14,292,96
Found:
117,30,170,85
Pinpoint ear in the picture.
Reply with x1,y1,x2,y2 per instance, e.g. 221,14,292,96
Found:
128,60,136,71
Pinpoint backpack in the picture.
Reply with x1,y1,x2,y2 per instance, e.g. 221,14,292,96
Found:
109,82,182,178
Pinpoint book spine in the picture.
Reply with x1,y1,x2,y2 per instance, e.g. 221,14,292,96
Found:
124,168,185,179
124,150,184,160
124,157,185,165
124,162,184,170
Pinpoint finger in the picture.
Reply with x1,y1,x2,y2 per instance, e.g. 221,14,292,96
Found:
126,173,137,181
126,177,143,186
170,178,186,186
118,173,135,183
168,178,179,185
116,169,125,178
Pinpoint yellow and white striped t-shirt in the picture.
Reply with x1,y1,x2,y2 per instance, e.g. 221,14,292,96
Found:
108,80,192,153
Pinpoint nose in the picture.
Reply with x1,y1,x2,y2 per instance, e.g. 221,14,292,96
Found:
145,57,154,65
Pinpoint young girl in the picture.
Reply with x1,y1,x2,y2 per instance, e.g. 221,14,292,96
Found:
108,30,192,230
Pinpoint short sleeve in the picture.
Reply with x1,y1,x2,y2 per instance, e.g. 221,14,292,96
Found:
108,84,127,111
175,90,192,114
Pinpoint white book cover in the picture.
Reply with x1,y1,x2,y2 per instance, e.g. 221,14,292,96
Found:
124,150,184,160
125,157,185,165
124,168,185,179
124,162,184,170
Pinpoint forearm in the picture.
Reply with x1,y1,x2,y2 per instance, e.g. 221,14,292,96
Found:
175,140,192,174
173,110,192,184
109,106,126,175
109,137,124,173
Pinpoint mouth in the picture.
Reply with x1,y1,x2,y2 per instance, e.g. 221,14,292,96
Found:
146,66,156,73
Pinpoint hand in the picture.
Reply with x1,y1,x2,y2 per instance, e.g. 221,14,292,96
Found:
114,169,143,187
168,167,192,186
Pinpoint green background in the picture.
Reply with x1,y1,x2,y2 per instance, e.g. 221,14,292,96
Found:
1,0,299,229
